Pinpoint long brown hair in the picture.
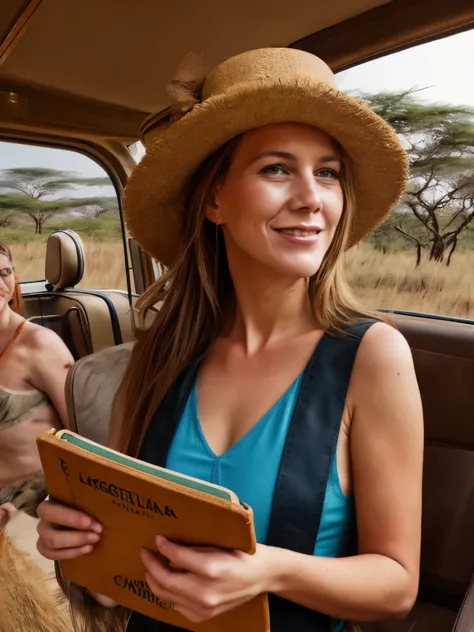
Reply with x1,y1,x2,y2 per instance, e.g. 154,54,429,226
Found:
113,136,381,456
0,243,22,315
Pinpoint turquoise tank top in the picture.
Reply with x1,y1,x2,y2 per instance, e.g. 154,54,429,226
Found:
166,372,355,557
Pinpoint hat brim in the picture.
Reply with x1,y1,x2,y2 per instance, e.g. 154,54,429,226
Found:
124,79,408,266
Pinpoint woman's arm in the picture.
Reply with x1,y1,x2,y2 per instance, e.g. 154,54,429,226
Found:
26,325,74,428
263,322,423,619
141,322,424,623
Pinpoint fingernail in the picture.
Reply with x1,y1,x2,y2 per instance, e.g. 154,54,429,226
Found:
91,521,103,534
155,535,166,548
89,532,100,543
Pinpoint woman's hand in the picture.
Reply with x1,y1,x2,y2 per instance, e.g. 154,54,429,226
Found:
0,502,18,529
141,536,275,623
36,499,103,560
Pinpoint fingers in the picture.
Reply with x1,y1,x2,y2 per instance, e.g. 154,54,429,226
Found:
0,503,18,529
0,504,18,529
154,536,225,577
143,559,250,624
37,537,95,560
37,500,102,533
141,549,197,601
37,518,100,549
36,499,102,561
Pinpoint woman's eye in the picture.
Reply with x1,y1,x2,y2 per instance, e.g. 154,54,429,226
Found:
316,168,340,179
260,164,287,176
0,268,12,278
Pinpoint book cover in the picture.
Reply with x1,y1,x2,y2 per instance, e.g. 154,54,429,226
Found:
37,429,270,632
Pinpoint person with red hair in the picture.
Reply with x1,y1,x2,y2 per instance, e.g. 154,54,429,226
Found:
0,242,73,526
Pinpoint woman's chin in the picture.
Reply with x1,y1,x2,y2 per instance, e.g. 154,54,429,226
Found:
271,256,324,280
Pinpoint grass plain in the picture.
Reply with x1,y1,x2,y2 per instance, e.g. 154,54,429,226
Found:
7,234,474,319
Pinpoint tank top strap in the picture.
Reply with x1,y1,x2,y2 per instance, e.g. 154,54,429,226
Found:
0,320,26,365
266,317,377,632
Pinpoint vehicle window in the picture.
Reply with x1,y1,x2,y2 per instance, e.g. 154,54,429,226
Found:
128,141,145,164
0,142,127,290
339,29,474,319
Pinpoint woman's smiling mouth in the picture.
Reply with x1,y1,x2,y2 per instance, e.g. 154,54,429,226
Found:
274,226,322,245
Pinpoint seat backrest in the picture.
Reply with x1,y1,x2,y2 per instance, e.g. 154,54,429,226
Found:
29,307,92,360
23,230,136,358
44,229,85,290
395,315,474,612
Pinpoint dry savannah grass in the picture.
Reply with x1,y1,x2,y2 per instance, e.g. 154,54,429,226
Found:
345,243,474,319
10,239,474,320
12,240,128,290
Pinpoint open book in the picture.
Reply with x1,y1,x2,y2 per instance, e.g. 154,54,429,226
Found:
37,429,270,632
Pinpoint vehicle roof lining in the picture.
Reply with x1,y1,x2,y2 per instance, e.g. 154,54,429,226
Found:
0,0,393,113
0,0,472,144
0,0,27,42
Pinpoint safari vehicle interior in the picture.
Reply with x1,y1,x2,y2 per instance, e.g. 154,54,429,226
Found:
0,1,473,630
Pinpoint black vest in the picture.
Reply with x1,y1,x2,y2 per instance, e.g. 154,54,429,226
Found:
127,319,375,632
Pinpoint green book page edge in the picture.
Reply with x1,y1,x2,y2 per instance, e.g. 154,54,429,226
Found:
59,432,232,501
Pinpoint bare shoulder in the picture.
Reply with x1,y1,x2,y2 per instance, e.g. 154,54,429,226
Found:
21,321,73,362
348,321,419,411
355,321,414,376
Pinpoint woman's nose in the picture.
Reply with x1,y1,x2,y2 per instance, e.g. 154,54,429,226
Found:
289,177,323,214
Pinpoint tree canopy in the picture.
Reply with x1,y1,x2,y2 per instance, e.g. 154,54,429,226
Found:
365,90,474,265
0,167,116,233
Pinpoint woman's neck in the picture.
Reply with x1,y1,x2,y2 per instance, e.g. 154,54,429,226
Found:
226,260,316,355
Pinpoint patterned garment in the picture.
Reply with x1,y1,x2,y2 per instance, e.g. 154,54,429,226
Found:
0,471,49,517
0,386,50,431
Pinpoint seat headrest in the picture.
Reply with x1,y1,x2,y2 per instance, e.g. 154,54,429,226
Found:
45,230,85,290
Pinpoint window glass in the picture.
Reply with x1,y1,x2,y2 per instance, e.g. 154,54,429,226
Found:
0,142,127,290
338,29,474,319
128,141,145,164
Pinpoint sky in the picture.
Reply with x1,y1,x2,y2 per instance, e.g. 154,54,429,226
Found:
0,143,115,198
0,27,472,196
337,29,474,106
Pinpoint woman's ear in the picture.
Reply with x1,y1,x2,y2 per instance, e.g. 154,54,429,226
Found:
205,190,224,225
206,206,222,225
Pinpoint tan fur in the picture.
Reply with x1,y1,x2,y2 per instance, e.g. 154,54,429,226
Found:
0,530,72,632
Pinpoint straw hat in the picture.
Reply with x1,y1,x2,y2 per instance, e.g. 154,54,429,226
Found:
124,48,408,266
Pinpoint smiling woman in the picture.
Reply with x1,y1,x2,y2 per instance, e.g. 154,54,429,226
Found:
36,47,423,632
205,125,345,282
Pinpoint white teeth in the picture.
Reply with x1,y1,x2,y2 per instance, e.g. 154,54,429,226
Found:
279,229,319,237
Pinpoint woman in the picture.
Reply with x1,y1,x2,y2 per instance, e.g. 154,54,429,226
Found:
0,242,74,521
0,242,75,632
36,48,424,632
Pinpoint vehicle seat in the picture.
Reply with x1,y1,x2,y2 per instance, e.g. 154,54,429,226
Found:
360,315,474,632
28,307,91,361
22,230,135,357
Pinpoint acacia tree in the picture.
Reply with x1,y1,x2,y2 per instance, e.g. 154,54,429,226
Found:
366,91,474,265
76,196,119,219
0,210,13,228
0,193,30,228
0,168,111,233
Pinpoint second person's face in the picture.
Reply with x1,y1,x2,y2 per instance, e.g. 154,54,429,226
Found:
0,254,15,313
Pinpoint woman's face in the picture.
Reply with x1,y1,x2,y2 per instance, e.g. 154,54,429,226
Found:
0,253,15,310
207,123,344,279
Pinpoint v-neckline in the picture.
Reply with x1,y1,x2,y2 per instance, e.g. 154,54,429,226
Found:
193,332,330,459
192,374,303,459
